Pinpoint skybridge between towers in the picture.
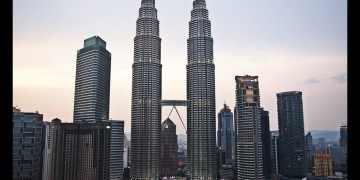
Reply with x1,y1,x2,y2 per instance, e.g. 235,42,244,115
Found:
160,100,188,134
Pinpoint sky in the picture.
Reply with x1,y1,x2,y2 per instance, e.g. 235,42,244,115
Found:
13,0,347,135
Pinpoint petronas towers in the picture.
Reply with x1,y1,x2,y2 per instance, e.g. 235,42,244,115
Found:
186,0,217,179
130,0,216,179
131,0,162,179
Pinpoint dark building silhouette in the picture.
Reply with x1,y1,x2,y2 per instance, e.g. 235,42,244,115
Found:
160,118,178,177
186,0,217,179
130,0,162,179
217,147,234,179
339,125,347,161
277,91,307,178
73,35,111,123
305,131,314,173
235,75,264,179
261,110,272,179
46,118,124,180
338,124,347,174
13,107,43,180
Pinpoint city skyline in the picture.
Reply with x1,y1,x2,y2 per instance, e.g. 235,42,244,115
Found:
13,0,347,135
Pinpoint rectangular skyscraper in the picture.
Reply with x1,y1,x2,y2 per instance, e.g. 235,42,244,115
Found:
277,91,307,178
339,125,347,163
217,103,235,167
130,0,162,179
41,121,51,180
234,75,264,179
261,110,272,179
270,131,280,175
187,0,217,179
73,35,111,123
13,107,43,180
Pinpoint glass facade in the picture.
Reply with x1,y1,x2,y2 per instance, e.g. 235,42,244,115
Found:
277,91,307,178
73,35,111,123
217,104,235,166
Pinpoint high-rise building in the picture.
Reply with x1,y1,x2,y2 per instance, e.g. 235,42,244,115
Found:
339,125,347,162
234,75,264,179
73,35,111,123
339,125,347,148
47,118,124,180
305,131,314,173
41,121,51,180
277,91,307,178
13,107,43,180
160,118,178,177
217,103,235,166
130,0,162,179
270,131,280,175
186,0,217,179
261,110,272,179
123,134,130,168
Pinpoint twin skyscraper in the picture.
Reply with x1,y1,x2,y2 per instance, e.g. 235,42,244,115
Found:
130,0,216,179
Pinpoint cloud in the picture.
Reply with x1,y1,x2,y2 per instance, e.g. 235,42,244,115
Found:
305,73,347,85
329,73,347,84
304,78,321,85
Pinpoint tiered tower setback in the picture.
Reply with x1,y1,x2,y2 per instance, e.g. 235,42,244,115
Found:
186,0,217,179
130,0,162,179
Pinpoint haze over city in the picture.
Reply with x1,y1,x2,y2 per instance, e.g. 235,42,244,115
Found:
13,0,347,135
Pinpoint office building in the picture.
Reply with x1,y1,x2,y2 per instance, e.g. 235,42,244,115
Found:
339,125,347,163
13,107,43,180
41,121,51,180
217,103,235,166
270,131,280,175
160,118,178,177
47,118,124,179
234,75,264,179
305,131,314,173
261,110,272,179
73,35,111,122
339,125,347,149
186,0,217,179
277,91,307,178
124,134,130,168
130,0,162,179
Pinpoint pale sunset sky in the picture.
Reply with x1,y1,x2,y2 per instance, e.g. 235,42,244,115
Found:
13,0,347,135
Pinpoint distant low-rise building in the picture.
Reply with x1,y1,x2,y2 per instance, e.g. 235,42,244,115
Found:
314,152,333,177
